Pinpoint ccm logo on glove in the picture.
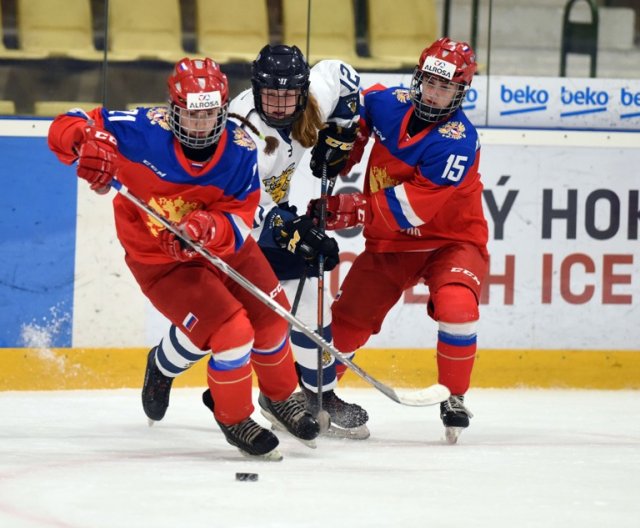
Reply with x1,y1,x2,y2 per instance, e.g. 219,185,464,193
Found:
308,192,369,231
309,123,357,179
74,126,119,194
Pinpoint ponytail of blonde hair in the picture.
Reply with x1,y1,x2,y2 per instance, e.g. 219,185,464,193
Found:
291,94,324,148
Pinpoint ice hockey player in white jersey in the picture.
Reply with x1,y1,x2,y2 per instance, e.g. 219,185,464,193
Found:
142,45,370,439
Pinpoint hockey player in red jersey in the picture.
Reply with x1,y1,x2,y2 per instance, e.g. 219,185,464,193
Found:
309,37,489,444
48,57,319,460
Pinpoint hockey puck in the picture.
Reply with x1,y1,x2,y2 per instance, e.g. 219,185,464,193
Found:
235,472,258,482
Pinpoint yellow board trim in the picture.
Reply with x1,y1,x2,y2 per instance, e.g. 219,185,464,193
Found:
1,348,638,391
339,348,640,390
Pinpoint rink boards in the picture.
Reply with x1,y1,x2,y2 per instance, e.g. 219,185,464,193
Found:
1,347,638,390
0,118,638,390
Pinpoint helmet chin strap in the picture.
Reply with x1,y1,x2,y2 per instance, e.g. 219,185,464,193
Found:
407,110,434,136
257,93,306,129
180,141,217,162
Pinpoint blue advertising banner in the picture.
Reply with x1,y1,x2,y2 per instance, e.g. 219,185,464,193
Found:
359,74,640,130
0,136,77,347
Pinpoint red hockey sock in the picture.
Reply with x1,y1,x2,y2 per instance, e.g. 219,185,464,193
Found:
436,333,477,395
206,362,254,425
251,339,298,401
335,352,354,382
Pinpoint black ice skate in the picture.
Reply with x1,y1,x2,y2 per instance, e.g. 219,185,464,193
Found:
202,390,282,461
440,395,473,444
258,392,320,448
298,387,370,440
142,348,173,425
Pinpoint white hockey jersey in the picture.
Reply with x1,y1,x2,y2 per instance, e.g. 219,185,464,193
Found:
228,60,361,236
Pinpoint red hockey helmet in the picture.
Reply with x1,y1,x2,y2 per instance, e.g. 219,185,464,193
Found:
409,38,477,123
167,57,229,149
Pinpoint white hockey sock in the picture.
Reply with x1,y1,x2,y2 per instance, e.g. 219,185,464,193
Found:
291,326,337,392
156,324,209,377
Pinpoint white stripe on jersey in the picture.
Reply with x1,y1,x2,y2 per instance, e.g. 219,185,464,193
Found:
229,213,252,242
393,184,423,227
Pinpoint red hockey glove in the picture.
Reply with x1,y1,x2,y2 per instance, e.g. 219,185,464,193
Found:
307,192,369,231
74,126,119,194
158,210,217,261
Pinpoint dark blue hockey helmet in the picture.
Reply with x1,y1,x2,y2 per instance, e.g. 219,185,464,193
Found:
251,44,311,128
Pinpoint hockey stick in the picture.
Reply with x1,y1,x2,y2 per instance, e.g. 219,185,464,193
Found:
109,179,450,407
289,268,307,320
314,168,337,414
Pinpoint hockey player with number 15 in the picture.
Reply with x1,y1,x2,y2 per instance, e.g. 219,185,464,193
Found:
309,37,489,444
142,45,371,439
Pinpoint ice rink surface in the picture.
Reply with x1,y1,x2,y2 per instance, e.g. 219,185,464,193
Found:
0,388,638,528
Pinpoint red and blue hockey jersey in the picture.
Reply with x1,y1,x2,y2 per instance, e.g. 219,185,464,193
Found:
48,106,260,265
359,86,488,253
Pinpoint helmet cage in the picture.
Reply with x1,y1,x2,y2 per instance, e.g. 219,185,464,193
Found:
409,69,468,123
251,45,310,128
168,102,229,149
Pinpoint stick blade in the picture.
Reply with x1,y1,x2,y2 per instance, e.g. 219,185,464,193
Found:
394,384,451,407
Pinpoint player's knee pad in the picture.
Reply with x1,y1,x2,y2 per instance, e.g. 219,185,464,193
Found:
331,313,371,353
206,308,255,353
430,284,479,324
208,340,253,371
250,294,290,352
252,317,289,352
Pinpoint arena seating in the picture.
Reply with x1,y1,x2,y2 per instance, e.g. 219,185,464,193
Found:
195,0,269,64
0,100,16,115
106,0,185,62
282,0,399,69
14,0,102,60
366,0,437,68
0,0,638,116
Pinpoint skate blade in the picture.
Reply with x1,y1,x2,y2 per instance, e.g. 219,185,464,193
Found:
444,426,464,444
260,410,317,449
147,418,155,427
323,423,370,440
238,447,283,462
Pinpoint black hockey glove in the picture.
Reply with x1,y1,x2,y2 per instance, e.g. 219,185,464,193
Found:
309,123,358,179
274,215,340,271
